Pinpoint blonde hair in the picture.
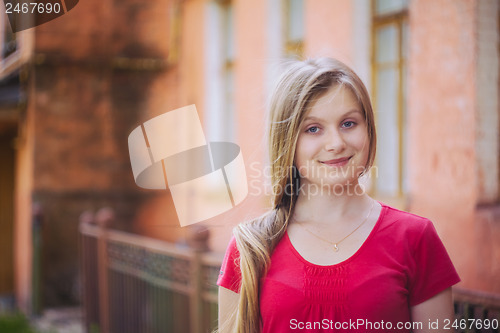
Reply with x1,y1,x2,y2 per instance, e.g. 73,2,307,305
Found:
230,58,376,332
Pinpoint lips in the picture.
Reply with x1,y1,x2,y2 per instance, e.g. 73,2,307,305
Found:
320,156,352,167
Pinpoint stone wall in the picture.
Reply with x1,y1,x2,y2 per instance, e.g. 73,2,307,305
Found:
26,0,180,306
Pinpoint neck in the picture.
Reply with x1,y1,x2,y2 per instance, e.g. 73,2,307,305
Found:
293,181,372,226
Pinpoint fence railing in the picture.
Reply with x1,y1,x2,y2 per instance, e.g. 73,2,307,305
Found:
454,288,500,333
79,208,500,333
79,208,221,333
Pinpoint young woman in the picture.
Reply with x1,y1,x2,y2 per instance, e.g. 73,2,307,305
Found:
217,58,460,333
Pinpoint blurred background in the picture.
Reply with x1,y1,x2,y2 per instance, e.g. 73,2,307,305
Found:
0,0,499,332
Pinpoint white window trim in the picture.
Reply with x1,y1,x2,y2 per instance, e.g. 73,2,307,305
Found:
0,2,33,79
204,1,228,143
476,0,499,203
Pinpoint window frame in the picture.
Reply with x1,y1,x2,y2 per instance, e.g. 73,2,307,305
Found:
283,0,304,57
0,2,31,81
370,0,408,205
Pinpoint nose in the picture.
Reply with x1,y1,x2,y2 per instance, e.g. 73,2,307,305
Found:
324,128,346,152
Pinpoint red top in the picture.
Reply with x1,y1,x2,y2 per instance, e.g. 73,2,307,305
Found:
217,202,460,332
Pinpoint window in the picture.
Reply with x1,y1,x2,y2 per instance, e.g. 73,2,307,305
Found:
476,0,500,204
205,0,236,144
3,21,16,59
372,0,408,198
0,1,30,80
204,0,237,190
284,0,304,57
221,0,235,143
1,1,17,59
166,0,181,64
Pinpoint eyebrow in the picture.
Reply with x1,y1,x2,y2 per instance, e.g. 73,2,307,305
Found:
303,109,363,122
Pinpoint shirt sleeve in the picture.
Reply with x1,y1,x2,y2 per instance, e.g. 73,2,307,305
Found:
216,235,242,293
408,219,461,306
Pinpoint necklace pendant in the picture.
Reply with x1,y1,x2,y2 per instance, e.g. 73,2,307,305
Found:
333,244,339,252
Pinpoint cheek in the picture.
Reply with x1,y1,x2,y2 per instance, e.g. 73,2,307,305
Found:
294,137,315,169
347,129,370,162
357,134,371,165
351,127,369,150
358,135,370,152
294,141,306,167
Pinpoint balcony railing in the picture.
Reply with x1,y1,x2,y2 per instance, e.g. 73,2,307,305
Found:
78,208,500,333
79,208,221,333
453,288,500,333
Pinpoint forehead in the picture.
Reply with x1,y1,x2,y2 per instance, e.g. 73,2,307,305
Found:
306,85,361,119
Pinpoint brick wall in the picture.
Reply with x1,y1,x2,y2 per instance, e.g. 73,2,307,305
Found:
22,0,182,306
408,0,500,293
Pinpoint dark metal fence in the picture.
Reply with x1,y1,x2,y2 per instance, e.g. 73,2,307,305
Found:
79,208,221,333
454,288,500,333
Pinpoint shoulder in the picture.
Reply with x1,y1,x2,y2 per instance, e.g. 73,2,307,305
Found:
379,202,433,228
223,234,240,260
377,202,436,242
217,234,242,293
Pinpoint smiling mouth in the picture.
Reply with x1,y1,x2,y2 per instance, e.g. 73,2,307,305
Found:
320,156,352,167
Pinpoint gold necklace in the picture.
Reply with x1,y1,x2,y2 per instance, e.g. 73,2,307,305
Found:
296,200,375,252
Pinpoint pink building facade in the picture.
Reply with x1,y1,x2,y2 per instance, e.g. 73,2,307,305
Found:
0,0,498,314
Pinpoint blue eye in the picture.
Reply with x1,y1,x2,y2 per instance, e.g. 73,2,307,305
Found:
306,126,320,133
342,121,356,128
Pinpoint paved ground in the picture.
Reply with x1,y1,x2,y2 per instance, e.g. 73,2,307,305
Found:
32,307,84,333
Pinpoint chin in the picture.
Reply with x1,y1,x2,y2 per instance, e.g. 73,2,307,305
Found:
323,178,359,188
299,177,364,197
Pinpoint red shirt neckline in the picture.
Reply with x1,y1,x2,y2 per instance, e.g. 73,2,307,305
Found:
284,201,388,268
